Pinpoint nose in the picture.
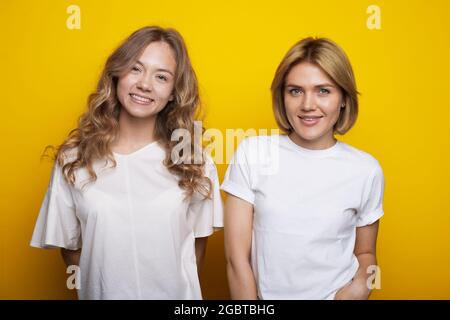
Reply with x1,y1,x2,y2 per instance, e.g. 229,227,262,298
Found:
136,75,152,92
301,93,316,112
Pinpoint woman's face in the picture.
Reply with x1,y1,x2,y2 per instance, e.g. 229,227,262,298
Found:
284,62,344,149
117,41,177,119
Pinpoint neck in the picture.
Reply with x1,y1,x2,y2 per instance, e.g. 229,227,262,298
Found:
113,109,158,152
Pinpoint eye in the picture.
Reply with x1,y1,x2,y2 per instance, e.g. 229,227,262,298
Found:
288,88,302,96
131,66,141,73
157,74,168,82
319,88,330,94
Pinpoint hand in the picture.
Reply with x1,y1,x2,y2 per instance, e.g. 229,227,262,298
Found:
334,278,371,300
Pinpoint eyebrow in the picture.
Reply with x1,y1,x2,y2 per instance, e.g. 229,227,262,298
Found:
136,60,174,76
285,83,336,88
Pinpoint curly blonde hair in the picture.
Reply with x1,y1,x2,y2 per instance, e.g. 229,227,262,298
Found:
48,26,211,199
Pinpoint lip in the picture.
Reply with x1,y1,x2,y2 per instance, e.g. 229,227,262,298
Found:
129,93,154,105
298,115,323,126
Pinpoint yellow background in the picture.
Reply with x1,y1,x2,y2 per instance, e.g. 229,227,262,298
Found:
1,0,449,299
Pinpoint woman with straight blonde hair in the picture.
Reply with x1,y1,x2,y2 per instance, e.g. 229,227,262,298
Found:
30,26,223,300
222,37,384,300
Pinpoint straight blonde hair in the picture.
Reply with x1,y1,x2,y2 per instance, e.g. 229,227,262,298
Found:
271,37,359,135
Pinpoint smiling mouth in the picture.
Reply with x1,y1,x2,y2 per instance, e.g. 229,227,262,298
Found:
298,115,323,120
298,115,323,125
129,93,154,104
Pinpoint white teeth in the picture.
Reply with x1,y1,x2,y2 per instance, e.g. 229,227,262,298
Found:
130,94,152,103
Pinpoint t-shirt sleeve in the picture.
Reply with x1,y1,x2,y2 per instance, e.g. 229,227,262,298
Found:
186,157,224,238
357,162,385,227
220,138,255,205
30,163,82,250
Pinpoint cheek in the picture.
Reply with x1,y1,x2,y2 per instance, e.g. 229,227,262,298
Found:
324,106,342,129
284,96,297,117
117,77,133,102
155,83,174,100
320,97,341,117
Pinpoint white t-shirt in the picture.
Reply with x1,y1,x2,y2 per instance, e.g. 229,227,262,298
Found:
30,141,224,300
221,134,384,300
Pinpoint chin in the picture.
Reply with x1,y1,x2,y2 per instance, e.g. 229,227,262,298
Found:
294,128,323,141
124,103,160,116
130,111,158,119
122,108,155,119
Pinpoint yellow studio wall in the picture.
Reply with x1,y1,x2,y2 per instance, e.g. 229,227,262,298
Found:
1,0,449,299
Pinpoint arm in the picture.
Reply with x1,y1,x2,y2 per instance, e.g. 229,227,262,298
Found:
224,194,258,300
335,220,380,300
195,237,208,275
60,248,81,267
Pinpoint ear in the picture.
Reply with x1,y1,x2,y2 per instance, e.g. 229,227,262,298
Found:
168,93,175,102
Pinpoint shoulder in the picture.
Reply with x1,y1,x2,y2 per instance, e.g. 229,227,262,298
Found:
237,134,281,154
53,147,95,188
48,148,78,181
339,142,382,174
57,147,79,166
230,135,281,171
241,134,279,146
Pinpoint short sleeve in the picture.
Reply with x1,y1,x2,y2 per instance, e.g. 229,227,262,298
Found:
30,163,82,250
220,138,255,204
357,162,385,227
186,157,224,238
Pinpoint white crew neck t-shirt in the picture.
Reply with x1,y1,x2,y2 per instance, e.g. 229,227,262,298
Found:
31,141,224,300
221,135,384,300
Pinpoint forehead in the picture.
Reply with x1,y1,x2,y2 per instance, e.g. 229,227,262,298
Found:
137,41,177,71
285,62,334,86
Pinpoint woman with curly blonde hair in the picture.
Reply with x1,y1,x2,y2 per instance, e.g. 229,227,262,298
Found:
30,26,223,300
